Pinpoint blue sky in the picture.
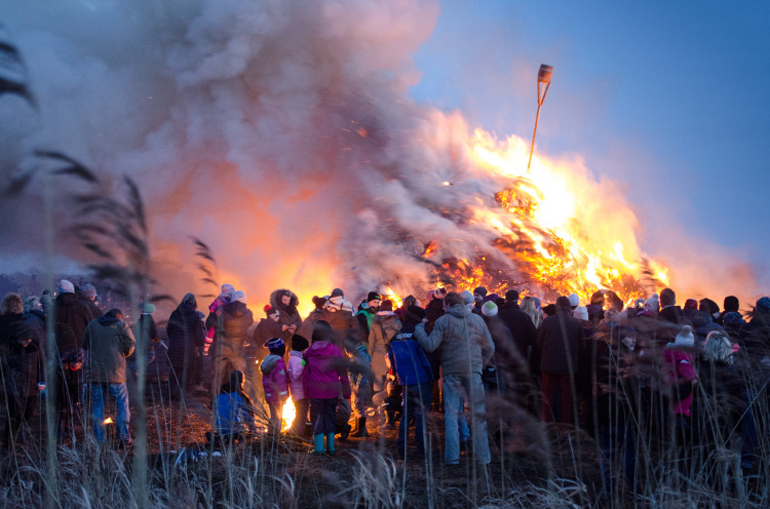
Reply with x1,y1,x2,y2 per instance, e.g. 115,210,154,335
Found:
410,1,770,284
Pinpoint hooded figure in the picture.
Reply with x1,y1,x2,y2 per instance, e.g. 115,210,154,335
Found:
664,325,697,417
166,293,206,394
216,370,258,437
270,289,303,336
206,293,254,388
261,337,288,432
367,300,402,391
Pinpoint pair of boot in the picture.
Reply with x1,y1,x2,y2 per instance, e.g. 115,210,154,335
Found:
311,433,336,455
350,417,369,438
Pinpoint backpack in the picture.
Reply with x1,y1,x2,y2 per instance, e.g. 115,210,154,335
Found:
387,334,433,386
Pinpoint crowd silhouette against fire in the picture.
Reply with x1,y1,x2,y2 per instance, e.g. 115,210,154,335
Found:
2,279,768,488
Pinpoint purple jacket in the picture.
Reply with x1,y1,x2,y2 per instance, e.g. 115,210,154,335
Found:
302,340,351,400
261,354,288,405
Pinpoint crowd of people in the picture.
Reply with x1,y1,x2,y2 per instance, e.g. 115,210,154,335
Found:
1,279,769,487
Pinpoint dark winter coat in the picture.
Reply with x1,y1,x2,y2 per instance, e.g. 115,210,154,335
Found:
80,296,102,319
0,312,40,398
497,301,537,358
54,292,94,348
424,298,445,334
83,313,135,384
270,289,303,331
207,301,254,359
251,317,285,363
166,302,205,371
537,309,586,375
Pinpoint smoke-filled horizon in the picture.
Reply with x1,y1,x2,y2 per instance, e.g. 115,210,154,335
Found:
1,0,765,311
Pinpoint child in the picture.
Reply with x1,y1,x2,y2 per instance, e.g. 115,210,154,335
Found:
303,321,351,455
203,283,235,355
261,337,289,433
346,335,373,438
287,334,309,436
215,370,258,440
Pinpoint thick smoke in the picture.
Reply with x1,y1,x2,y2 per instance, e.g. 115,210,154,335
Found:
1,0,765,310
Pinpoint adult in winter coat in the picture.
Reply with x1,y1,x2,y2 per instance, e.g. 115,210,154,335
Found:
270,289,303,337
22,296,47,382
356,292,381,339
414,291,495,465
251,305,286,364
298,296,328,341
207,291,254,387
79,284,102,319
166,293,206,396
83,308,135,445
537,296,586,424
54,279,94,349
0,293,40,447
367,300,402,391
497,290,538,360
321,290,358,344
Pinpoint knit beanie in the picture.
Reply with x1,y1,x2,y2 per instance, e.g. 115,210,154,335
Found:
291,334,309,352
367,291,381,303
473,287,488,298
505,289,519,302
674,325,695,348
460,290,474,307
568,293,580,308
481,301,498,317
264,337,285,351
684,298,698,310
331,288,344,298
81,284,97,298
757,297,770,315
233,291,247,304
141,302,156,314
57,279,75,295
574,306,589,321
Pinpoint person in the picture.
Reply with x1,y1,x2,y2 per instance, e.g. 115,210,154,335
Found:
83,308,135,446
658,288,686,344
203,283,236,356
325,288,355,315
367,300,402,392
251,305,285,363
166,293,206,397
260,337,289,433
497,290,537,361
127,302,160,394
663,325,698,458
79,283,102,319
414,291,495,465
287,334,310,436
537,296,585,424
320,289,359,343
346,330,373,438
388,305,433,457
270,289,303,338
472,286,488,315
719,296,740,325
303,321,351,456
356,292,381,339
207,290,254,389
298,296,328,340
215,370,258,441
424,288,447,332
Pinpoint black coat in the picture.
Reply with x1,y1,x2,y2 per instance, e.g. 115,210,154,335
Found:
537,311,585,375
167,302,205,370
55,293,94,348
207,301,254,358
497,302,537,358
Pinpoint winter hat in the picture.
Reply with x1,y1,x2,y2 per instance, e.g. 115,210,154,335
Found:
365,292,381,304
574,306,589,321
221,284,235,297
181,293,197,308
291,334,309,352
460,290,474,307
57,279,75,295
81,284,97,299
568,293,580,308
723,311,744,326
723,296,739,313
645,294,660,313
757,297,770,315
263,304,275,316
141,302,156,314
481,301,498,317
684,298,698,310
473,287,488,298
505,289,519,302
674,325,695,348
264,337,285,351
233,291,247,304
331,288,344,298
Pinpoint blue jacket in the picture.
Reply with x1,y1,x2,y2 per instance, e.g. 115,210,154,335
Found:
388,332,433,386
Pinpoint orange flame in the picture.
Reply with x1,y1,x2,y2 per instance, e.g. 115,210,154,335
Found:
281,398,296,433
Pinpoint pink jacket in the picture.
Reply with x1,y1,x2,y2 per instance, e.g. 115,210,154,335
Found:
260,354,289,405
302,341,351,400
287,350,306,400
663,347,697,416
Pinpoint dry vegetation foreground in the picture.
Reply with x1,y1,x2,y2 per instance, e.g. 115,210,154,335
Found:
0,382,766,508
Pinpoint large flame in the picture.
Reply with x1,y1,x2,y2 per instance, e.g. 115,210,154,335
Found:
281,398,296,433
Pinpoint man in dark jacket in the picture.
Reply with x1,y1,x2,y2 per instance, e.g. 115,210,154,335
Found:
497,290,537,360
415,292,495,465
167,293,206,397
54,279,94,414
537,296,585,424
207,291,254,388
83,308,135,446
79,284,102,319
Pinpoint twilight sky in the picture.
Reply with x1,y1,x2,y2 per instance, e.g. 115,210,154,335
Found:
410,1,770,287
